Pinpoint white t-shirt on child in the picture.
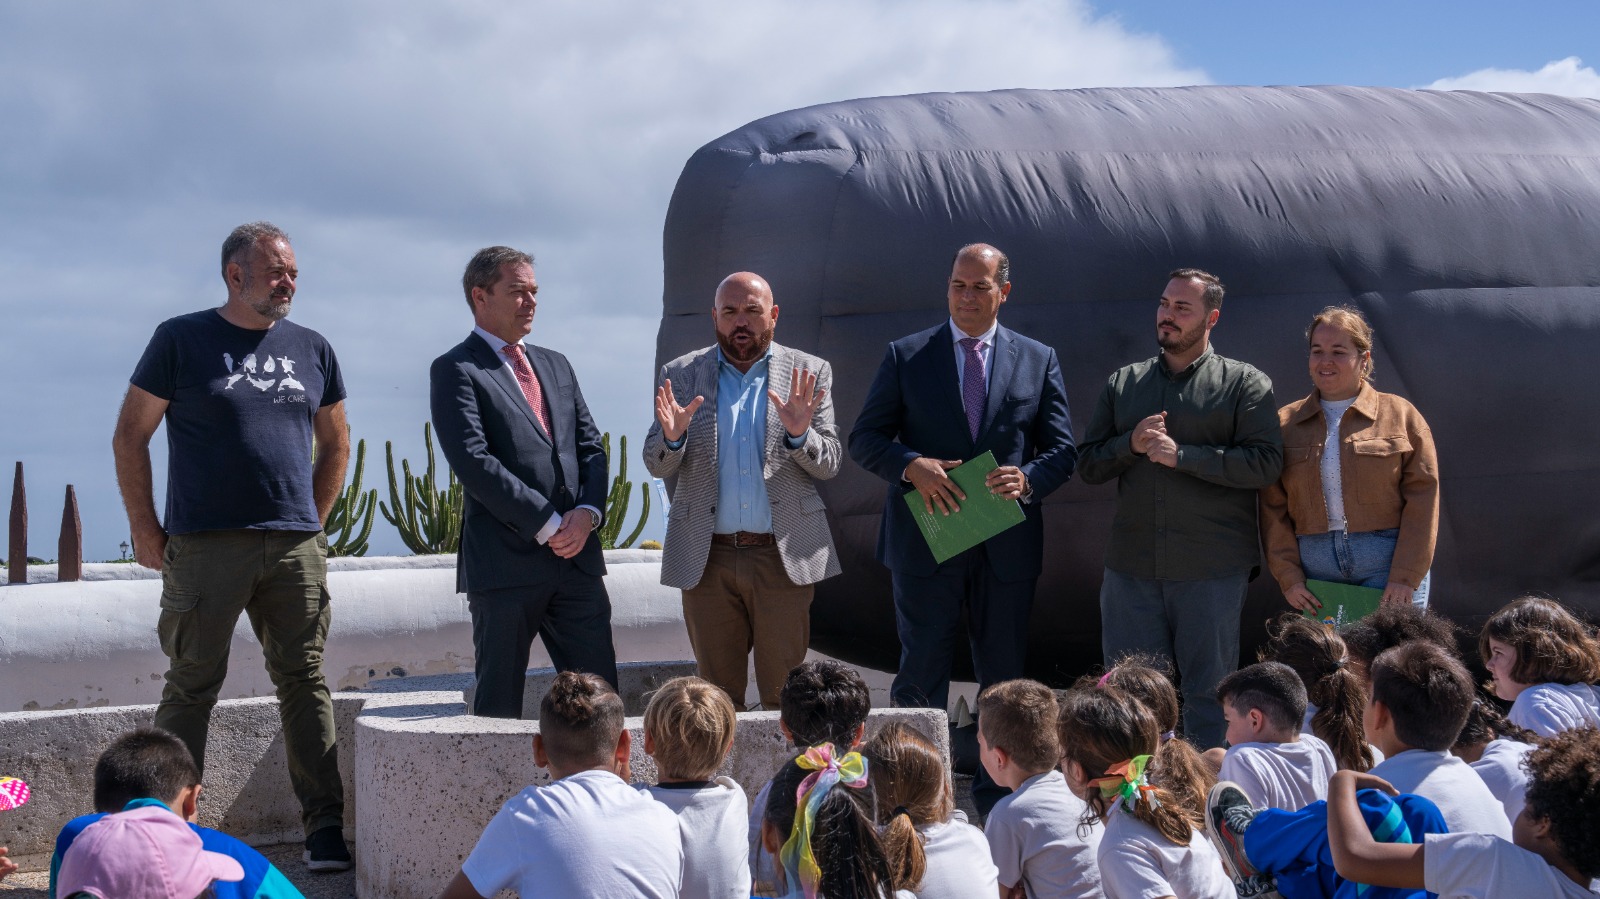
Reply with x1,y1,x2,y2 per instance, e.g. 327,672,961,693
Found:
1217,734,1335,812
1423,831,1596,898
1096,805,1234,899
1508,683,1600,737
463,769,684,899
906,812,999,899
1468,738,1535,828
985,770,1104,899
645,777,750,899
1370,749,1512,840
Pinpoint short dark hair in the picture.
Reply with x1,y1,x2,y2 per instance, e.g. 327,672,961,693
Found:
1369,642,1474,751
1523,727,1600,879
93,727,200,813
953,243,1010,285
461,246,533,309
779,660,871,748
539,671,625,769
1216,661,1307,733
1341,604,1459,670
976,679,1059,773
220,222,289,277
1168,267,1224,311
1478,596,1600,686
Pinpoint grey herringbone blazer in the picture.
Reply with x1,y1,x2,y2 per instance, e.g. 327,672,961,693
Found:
643,343,842,590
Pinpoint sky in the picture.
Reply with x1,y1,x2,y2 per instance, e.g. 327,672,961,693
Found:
1,1,1596,561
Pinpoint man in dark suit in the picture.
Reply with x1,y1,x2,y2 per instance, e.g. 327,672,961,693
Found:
431,246,617,718
850,243,1077,721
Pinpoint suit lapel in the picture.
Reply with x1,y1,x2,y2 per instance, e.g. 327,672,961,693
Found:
979,326,1017,443
932,323,969,438
764,345,791,478
524,344,559,447
692,350,720,469
468,334,548,444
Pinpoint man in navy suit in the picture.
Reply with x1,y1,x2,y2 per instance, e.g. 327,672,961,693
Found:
850,243,1077,725
431,246,617,718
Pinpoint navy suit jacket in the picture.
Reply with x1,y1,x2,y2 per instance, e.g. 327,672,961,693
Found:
849,321,1076,581
430,332,608,593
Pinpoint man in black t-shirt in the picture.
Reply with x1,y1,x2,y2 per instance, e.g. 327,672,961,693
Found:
112,222,354,872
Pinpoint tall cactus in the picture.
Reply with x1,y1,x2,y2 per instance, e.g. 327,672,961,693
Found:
326,437,377,556
598,432,650,550
380,421,463,555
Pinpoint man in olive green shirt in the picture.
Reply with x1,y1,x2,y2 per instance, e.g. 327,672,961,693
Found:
1078,268,1282,748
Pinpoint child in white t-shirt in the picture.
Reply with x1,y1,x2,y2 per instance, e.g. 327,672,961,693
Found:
978,679,1104,899
1479,595,1600,737
1058,683,1233,899
866,722,998,899
1213,661,1335,812
1325,727,1600,898
1451,693,1538,828
641,676,749,899
760,745,911,899
1364,642,1511,839
439,672,685,899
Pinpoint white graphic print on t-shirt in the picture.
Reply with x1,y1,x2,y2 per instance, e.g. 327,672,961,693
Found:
222,353,305,395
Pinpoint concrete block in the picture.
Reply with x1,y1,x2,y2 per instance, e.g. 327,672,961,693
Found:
461,659,699,718
352,700,946,899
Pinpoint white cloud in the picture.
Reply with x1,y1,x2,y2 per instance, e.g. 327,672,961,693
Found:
1424,56,1600,99
0,0,1206,557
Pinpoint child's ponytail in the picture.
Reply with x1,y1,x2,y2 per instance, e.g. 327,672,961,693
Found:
1100,656,1216,811
765,744,897,899
1263,614,1374,771
1059,685,1203,846
864,722,949,892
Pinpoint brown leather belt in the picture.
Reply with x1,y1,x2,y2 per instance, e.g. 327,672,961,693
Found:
711,531,776,547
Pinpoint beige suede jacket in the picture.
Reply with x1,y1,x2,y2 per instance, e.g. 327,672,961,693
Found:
1259,381,1439,592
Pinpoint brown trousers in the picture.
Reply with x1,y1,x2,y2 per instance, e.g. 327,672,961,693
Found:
682,543,813,710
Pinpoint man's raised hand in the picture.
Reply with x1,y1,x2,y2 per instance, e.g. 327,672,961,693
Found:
654,378,705,443
767,366,827,439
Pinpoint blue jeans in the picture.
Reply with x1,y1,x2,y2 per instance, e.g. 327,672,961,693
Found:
1099,568,1248,749
1295,528,1431,609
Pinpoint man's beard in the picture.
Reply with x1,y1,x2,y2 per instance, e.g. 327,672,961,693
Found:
251,295,293,321
716,323,773,365
1157,322,1202,355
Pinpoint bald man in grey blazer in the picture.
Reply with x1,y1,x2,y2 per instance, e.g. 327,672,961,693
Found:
643,273,841,709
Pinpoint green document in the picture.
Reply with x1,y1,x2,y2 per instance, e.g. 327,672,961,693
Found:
903,451,1026,564
1301,579,1384,628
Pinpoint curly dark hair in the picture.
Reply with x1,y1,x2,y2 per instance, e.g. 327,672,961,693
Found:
1522,727,1600,879
1341,604,1459,670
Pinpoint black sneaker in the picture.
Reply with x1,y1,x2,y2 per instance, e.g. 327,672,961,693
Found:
304,825,353,872
1205,782,1278,897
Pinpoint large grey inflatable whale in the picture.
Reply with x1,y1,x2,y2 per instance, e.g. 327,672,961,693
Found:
654,85,1600,681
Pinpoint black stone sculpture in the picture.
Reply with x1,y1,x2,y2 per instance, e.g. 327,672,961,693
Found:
655,86,1600,681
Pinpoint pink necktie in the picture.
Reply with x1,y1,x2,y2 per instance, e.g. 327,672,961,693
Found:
960,337,985,440
501,344,551,437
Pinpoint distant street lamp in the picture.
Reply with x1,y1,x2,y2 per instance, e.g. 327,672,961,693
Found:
120,540,129,561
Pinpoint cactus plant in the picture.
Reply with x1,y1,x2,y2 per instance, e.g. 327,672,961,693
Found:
380,422,463,555
598,432,650,550
326,437,377,556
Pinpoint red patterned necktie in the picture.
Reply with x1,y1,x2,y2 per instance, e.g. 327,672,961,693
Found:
501,344,551,437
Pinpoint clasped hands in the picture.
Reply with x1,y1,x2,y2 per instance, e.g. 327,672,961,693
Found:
905,456,1027,517
653,367,826,443
1130,411,1178,468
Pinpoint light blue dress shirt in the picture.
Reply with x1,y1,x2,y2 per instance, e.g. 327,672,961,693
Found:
950,317,998,396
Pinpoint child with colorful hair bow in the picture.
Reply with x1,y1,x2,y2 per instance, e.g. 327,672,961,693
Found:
760,744,905,899
1090,753,1162,813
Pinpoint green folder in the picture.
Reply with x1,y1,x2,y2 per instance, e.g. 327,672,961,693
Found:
903,451,1026,564
1301,579,1384,628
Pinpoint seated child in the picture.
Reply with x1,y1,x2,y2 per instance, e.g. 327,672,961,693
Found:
641,676,749,899
1261,614,1378,771
50,726,301,899
1479,596,1600,736
760,745,910,899
866,722,998,899
1451,694,1537,828
1058,684,1233,899
1101,657,1217,818
1325,727,1600,898
58,805,246,899
439,672,684,899
1214,661,1336,811
1339,604,1458,686
979,679,1104,899
1363,642,1511,839
750,660,872,897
